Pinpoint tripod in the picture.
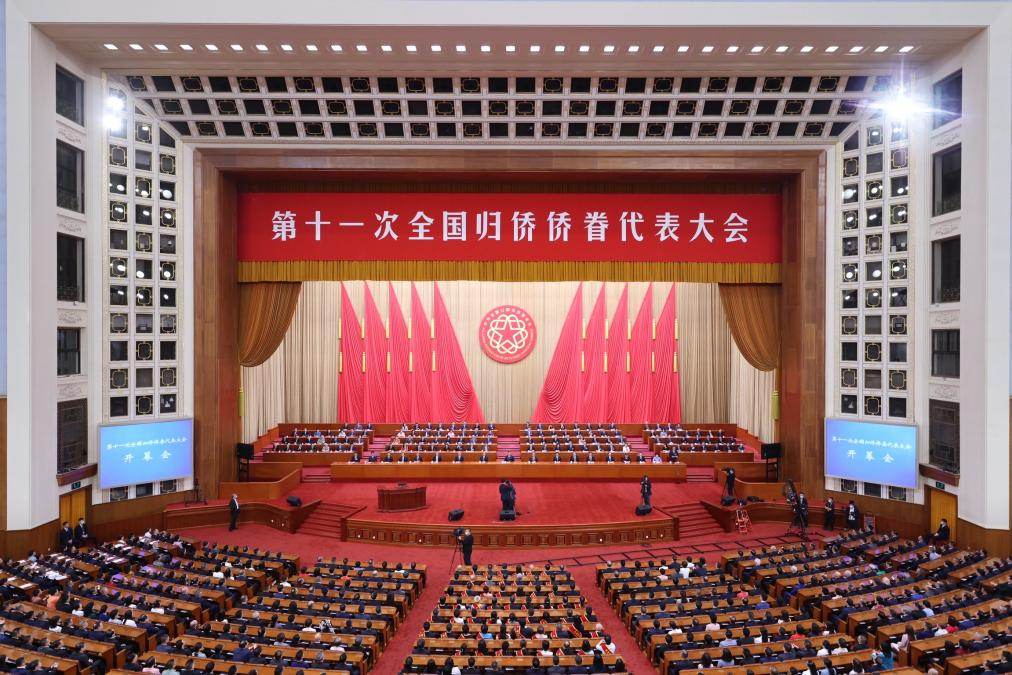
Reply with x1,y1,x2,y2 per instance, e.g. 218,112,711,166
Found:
785,503,809,541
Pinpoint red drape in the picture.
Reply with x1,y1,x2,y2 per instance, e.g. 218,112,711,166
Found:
628,284,653,423
431,283,485,422
409,283,433,422
581,285,607,422
386,283,411,423
532,283,584,422
338,283,365,422
362,283,388,422
651,284,680,422
606,284,631,423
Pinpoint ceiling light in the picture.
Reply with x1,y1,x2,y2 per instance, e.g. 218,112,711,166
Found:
381,45,392,52
529,45,541,53
306,44,318,52
899,45,914,53
129,43,143,51
800,45,814,53
154,44,167,51
505,45,516,52
480,44,491,53
205,44,218,51
627,45,640,53
330,44,343,52
179,43,193,51
356,45,367,52
726,45,739,53
405,45,416,52
750,45,764,53
578,45,590,53
103,43,118,50
105,94,125,111
825,45,839,53
849,46,864,53
280,44,293,52
652,45,664,53
868,92,932,119
677,45,690,53
455,45,466,52
701,45,714,53
430,44,442,52
555,45,565,53
230,44,243,51
874,45,889,53
603,45,615,53
103,113,124,132
256,44,268,51
775,45,789,53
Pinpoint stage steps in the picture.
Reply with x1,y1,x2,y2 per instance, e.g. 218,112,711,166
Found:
685,468,713,483
300,467,331,483
295,502,360,538
663,502,725,538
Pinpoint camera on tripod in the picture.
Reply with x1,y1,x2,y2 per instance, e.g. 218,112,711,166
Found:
452,527,465,538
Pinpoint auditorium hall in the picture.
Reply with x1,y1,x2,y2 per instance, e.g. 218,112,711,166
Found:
0,2,1010,675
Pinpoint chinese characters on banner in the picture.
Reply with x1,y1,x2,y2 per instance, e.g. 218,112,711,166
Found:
237,192,782,263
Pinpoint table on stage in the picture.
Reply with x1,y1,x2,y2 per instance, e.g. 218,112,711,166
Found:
377,485,427,512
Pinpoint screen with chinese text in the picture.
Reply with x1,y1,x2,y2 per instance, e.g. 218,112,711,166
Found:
98,419,193,489
824,418,918,489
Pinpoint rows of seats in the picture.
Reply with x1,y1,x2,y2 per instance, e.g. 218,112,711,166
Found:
388,424,498,455
0,531,424,675
400,564,630,675
271,426,373,454
642,425,745,453
520,424,626,451
599,529,1011,675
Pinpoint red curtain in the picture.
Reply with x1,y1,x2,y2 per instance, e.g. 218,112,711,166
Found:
581,286,607,421
338,283,365,422
651,284,681,422
432,283,485,422
628,284,653,423
362,283,388,422
532,284,584,422
606,284,631,423
409,283,433,422
386,283,411,422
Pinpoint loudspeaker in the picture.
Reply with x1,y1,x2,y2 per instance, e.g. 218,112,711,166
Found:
720,496,736,506
499,509,516,521
236,443,255,460
761,442,782,460
286,496,302,507
448,509,465,522
635,504,652,516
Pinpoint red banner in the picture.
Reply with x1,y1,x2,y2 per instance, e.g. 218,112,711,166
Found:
237,192,781,263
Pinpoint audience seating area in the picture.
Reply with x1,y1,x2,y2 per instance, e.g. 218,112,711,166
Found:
520,424,627,452
268,425,374,454
599,529,1012,675
643,425,746,454
400,563,631,675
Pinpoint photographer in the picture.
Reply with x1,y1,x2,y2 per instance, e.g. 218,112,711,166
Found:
796,492,809,529
723,467,736,498
456,528,474,566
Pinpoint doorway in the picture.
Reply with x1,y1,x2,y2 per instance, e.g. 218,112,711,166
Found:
59,486,88,527
927,485,957,542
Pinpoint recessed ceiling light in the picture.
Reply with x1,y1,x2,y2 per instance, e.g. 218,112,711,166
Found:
603,45,615,53
205,44,218,51
180,44,193,51
103,43,118,50
578,45,590,53
899,45,914,53
554,45,565,53
627,45,640,53
874,45,889,53
849,46,864,53
405,45,416,52
726,45,739,53
306,44,318,52
381,45,392,52
676,45,690,53
652,45,664,53
154,44,168,51
701,45,714,53
505,45,516,52
825,45,839,53
430,44,442,52
230,44,243,51
750,45,764,53
800,45,814,53
456,45,466,52
128,43,143,51
256,44,268,51
480,44,491,53
330,44,343,52
775,45,789,53
280,44,293,52
529,45,541,53
356,45,367,52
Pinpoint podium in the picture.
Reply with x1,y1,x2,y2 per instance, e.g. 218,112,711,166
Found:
377,485,427,512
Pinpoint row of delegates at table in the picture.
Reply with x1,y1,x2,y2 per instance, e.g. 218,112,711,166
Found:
501,450,667,464
279,425,373,443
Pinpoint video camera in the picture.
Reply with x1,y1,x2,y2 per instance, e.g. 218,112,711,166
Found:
452,527,465,538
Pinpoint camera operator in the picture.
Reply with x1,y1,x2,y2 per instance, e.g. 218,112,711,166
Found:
723,467,736,497
796,492,809,529
456,527,474,566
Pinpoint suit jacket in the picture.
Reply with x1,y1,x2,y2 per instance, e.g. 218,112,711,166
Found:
59,527,75,547
74,523,89,540
229,498,240,515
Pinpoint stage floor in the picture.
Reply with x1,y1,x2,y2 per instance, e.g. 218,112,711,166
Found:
290,478,722,526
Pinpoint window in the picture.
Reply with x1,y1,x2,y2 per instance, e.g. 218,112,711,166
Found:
57,234,85,302
160,479,178,494
56,67,84,125
932,329,960,378
933,145,961,215
929,399,960,473
56,142,84,212
136,482,154,498
57,328,81,375
932,237,960,303
933,70,962,129
863,482,881,498
57,399,88,473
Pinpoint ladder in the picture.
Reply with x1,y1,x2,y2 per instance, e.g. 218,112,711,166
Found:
734,508,752,534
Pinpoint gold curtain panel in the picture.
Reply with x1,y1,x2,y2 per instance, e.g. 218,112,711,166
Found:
238,282,303,367
718,283,781,372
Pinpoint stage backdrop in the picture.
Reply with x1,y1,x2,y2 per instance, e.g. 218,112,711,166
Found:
241,281,774,442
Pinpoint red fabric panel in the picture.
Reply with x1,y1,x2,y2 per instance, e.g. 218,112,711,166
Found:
362,283,388,423
386,283,411,423
581,286,607,422
409,283,433,423
651,284,679,422
671,288,683,423
628,284,654,423
532,284,584,423
337,283,365,422
606,284,631,423
431,283,485,423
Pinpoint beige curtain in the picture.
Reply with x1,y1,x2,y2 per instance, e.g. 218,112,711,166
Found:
729,341,777,442
238,282,302,367
718,283,780,372
675,283,730,423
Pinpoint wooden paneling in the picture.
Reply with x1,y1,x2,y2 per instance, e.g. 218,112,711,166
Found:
219,462,303,501
927,486,957,542
957,518,1012,557
712,461,773,482
330,462,687,481
56,463,97,486
59,488,87,526
87,490,195,543
823,490,927,540
0,519,60,559
731,480,788,502
164,499,320,533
